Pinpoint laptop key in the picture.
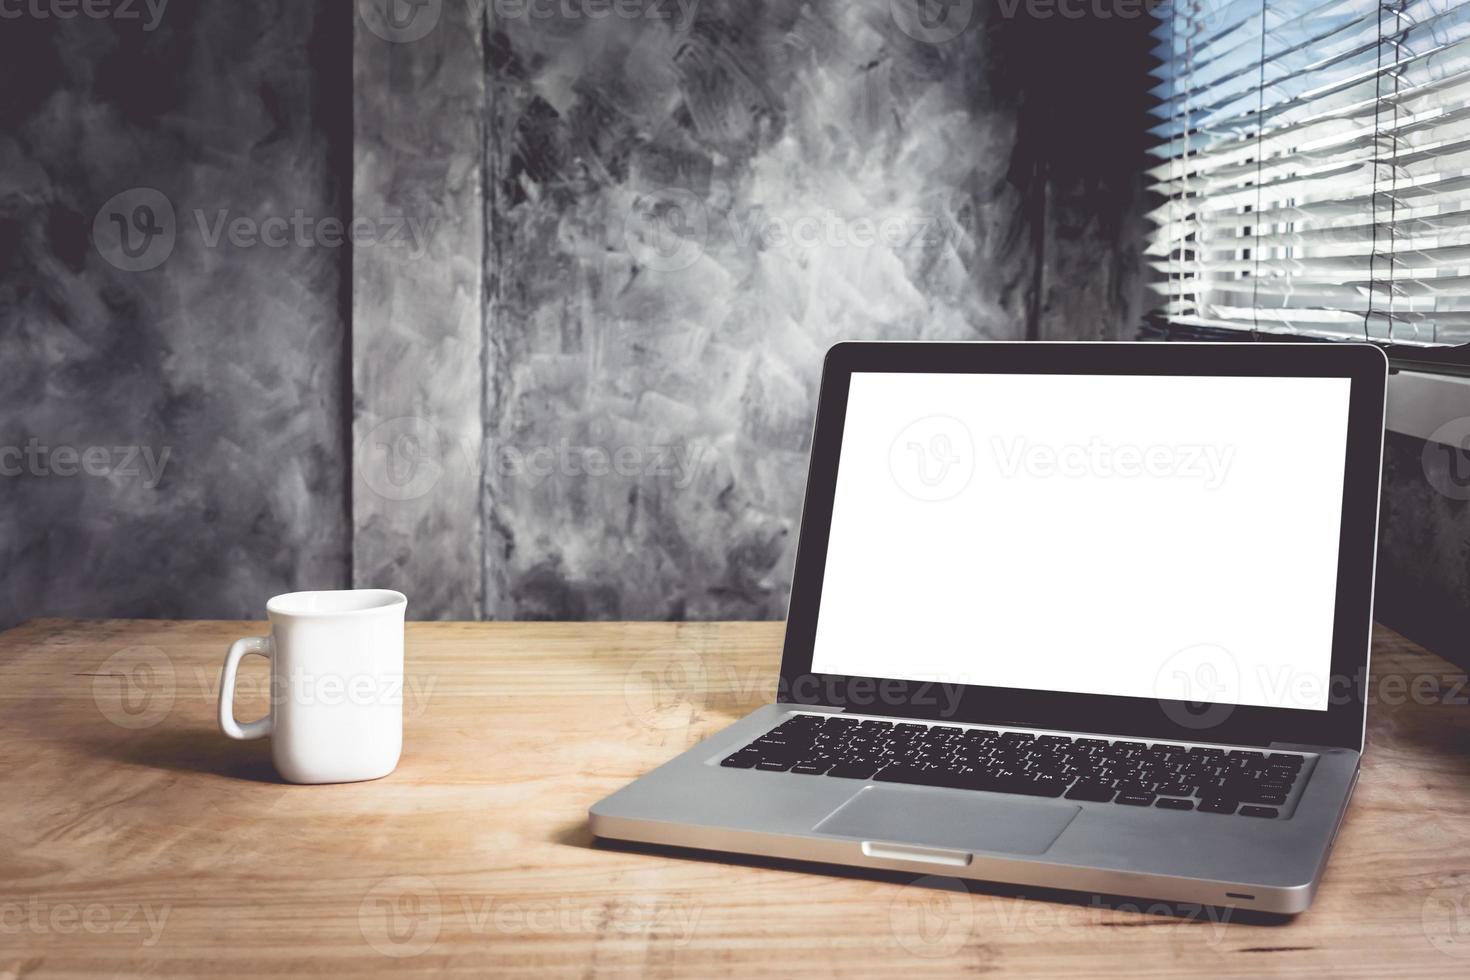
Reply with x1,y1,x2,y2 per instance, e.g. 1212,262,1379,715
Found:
1115,791,1156,807
720,752,760,769
791,761,831,775
1065,781,1115,802
1016,775,1068,798
1196,797,1237,814
755,759,796,772
1239,805,1279,818
829,762,880,779
1155,797,1194,811
873,765,931,786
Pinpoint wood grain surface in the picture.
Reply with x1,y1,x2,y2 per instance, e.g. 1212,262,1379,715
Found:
1,619,1469,978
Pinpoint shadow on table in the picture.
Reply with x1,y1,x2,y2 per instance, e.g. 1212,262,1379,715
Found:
556,822,1295,927
82,726,283,783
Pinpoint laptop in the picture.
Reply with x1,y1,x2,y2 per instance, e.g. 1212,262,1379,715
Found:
591,341,1387,915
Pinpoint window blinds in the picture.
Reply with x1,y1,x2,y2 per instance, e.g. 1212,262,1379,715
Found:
1147,0,1470,344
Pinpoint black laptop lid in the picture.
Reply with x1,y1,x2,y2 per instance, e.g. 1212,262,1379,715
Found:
778,342,1387,751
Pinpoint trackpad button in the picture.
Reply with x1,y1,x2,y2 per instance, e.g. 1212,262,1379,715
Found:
814,786,1080,856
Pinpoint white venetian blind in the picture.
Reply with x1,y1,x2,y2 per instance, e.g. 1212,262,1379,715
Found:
1147,0,1470,344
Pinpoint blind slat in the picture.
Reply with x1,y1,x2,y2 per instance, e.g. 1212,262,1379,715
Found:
1148,0,1470,345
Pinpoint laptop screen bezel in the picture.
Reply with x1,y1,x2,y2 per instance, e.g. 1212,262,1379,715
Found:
777,341,1387,752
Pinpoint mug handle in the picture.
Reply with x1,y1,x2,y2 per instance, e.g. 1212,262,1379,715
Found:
219,636,274,740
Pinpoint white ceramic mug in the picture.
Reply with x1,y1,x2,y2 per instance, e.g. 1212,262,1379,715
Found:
218,589,407,784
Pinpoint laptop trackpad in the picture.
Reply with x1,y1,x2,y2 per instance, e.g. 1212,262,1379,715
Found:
814,786,1080,856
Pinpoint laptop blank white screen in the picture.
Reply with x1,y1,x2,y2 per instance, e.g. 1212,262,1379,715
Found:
809,372,1354,713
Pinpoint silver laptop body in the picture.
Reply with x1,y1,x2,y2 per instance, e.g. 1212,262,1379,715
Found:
591,341,1388,915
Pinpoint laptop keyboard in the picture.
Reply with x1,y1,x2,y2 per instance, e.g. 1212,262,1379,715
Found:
720,714,1307,818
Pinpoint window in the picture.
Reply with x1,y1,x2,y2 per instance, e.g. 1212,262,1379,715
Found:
1148,0,1470,345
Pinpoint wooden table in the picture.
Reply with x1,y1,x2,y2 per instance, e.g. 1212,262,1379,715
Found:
2,619,1469,977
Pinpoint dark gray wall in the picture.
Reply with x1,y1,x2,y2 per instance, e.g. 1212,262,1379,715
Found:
477,0,1152,620
1,0,1153,627
483,1,1029,620
1377,429,1470,671
0,1,353,628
